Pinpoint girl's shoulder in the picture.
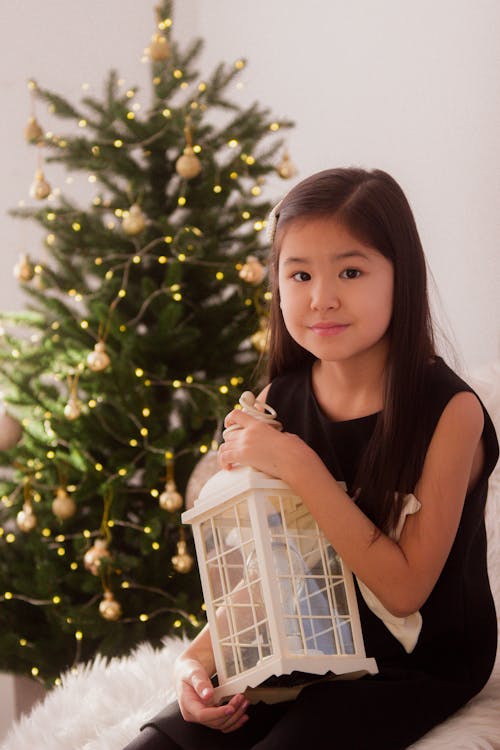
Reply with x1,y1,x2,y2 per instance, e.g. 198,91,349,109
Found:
425,358,499,477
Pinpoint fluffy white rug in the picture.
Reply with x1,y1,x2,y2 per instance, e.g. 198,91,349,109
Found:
3,363,499,750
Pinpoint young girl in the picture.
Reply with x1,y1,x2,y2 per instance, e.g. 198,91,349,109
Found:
125,168,498,749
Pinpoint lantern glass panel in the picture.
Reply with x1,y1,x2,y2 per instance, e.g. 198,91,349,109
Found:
200,498,273,679
265,493,355,656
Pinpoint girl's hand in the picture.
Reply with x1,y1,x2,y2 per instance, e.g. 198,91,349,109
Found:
175,656,249,733
219,409,311,481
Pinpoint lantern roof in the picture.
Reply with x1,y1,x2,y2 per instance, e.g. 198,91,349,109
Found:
182,465,289,523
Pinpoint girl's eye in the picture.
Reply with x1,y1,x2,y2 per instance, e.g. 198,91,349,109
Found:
340,268,361,279
292,271,311,282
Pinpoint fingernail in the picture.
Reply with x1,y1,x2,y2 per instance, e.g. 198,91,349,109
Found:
201,687,211,699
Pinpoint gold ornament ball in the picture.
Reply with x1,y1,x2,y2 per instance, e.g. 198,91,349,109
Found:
87,341,111,372
172,540,194,573
277,151,297,180
148,32,171,61
17,503,37,533
239,255,266,285
251,318,270,353
64,397,81,421
13,254,34,282
52,487,77,521
176,147,202,179
24,116,44,144
159,480,183,512
0,407,23,451
122,204,146,236
84,539,111,576
99,591,122,621
30,169,51,200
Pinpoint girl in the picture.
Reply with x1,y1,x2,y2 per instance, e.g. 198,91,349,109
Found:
125,168,498,749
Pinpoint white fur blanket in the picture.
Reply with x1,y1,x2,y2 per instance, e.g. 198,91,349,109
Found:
3,364,500,750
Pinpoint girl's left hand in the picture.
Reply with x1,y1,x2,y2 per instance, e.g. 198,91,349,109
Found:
219,409,308,481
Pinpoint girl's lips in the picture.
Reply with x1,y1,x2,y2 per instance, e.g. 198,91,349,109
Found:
309,322,349,335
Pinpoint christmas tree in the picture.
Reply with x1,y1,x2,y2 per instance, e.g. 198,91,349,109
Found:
0,1,293,687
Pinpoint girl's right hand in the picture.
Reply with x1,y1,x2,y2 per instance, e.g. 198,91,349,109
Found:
175,656,250,733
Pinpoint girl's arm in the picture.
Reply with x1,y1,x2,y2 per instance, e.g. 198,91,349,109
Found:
174,624,250,732
220,390,484,618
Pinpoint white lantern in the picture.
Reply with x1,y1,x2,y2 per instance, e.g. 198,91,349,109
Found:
182,397,377,703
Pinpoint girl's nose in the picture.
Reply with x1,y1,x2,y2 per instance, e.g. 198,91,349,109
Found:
310,282,340,311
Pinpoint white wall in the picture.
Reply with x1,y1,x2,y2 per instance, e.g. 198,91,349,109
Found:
0,0,498,738
191,0,500,370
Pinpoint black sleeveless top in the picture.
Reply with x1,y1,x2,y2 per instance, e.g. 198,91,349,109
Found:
266,357,498,690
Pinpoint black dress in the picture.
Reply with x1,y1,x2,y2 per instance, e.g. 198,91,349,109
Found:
142,358,498,750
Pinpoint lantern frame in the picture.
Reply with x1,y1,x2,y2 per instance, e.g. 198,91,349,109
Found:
183,465,377,702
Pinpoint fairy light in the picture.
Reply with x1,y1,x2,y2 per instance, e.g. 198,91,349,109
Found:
88,399,97,408
41,528,51,538
140,427,148,437
162,108,171,118
4,591,13,599
254,221,264,231
135,368,144,377
114,139,123,148
19,639,27,647
95,463,103,472
200,444,208,454
242,211,251,220
185,375,193,384
251,186,261,196
213,185,222,194
126,112,135,120
126,89,135,98
227,139,239,148
51,321,60,330
52,595,61,604
75,631,83,641
142,408,150,417
92,145,100,156
120,325,126,332
83,530,91,538
55,535,65,542
46,234,56,246
216,272,224,281
264,291,273,301
31,667,39,677
72,223,81,232
172,380,182,388
121,581,130,589
152,542,160,550
132,255,141,264
246,156,255,165
129,438,138,447
193,144,202,154
144,526,151,534
173,619,182,628
94,257,103,266
70,562,78,570
46,212,56,221
235,59,245,70
139,614,149,622
178,196,186,206
172,293,182,302
78,119,87,128
198,82,207,92
46,451,55,459
230,171,238,180
118,289,126,298
173,69,183,79
88,175,97,183
269,122,280,131
80,320,89,329
118,468,127,477
219,385,229,394
178,253,186,262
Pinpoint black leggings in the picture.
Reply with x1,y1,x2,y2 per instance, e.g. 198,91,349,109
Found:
123,726,181,750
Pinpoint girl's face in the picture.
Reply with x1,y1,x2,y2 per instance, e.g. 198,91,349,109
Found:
277,217,394,367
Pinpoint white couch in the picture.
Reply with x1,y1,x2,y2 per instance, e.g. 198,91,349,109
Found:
3,364,499,750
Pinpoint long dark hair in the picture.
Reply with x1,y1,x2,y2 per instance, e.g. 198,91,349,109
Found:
267,167,436,535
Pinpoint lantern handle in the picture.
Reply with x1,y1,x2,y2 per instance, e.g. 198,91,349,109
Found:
223,391,282,439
